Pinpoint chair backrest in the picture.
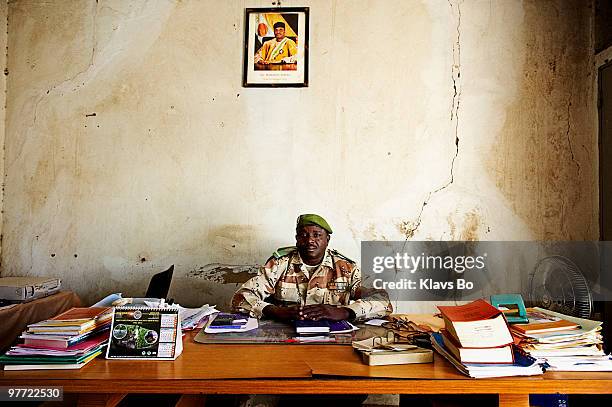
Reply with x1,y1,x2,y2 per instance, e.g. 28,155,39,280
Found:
145,265,174,299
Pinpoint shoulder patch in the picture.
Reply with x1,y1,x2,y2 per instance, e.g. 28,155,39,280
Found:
263,257,278,268
272,246,297,259
330,249,356,264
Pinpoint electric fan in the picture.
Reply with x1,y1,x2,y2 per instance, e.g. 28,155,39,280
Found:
528,255,593,318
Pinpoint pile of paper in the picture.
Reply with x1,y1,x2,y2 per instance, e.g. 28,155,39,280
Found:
431,333,543,378
0,307,111,370
437,300,515,364
431,300,544,378
178,304,219,331
93,294,219,331
511,308,612,371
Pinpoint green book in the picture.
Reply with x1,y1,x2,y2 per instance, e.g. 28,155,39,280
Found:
0,347,103,364
1,351,102,371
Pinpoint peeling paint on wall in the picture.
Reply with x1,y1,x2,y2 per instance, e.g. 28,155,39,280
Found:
189,263,258,285
459,210,481,241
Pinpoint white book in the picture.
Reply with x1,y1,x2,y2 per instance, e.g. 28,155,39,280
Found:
438,300,513,348
204,316,258,334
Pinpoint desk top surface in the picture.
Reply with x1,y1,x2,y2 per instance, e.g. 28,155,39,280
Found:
2,331,612,395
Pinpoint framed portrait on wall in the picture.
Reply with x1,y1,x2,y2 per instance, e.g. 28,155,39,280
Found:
243,7,309,87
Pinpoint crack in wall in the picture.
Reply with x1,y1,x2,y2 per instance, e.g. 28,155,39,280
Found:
10,0,176,177
31,0,98,128
565,91,581,175
402,0,462,239
15,0,99,268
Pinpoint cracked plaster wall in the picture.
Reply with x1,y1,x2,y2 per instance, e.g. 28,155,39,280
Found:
0,1,6,261
0,0,597,309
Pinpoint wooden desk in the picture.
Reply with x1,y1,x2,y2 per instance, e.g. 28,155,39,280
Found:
1,331,612,407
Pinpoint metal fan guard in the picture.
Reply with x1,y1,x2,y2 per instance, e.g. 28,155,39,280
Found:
528,255,593,318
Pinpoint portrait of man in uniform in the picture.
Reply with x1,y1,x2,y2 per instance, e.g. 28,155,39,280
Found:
253,16,298,70
243,8,309,87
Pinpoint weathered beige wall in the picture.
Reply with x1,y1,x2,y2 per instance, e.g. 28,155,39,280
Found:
1,0,596,308
0,0,6,260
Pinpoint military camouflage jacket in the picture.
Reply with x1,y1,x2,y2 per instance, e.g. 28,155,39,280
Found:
231,248,392,320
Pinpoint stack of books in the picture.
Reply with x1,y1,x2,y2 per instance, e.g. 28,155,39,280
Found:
0,307,112,370
432,300,543,378
511,307,612,371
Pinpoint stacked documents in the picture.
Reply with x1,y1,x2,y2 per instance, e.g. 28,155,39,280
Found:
93,294,219,331
0,307,111,370
179,304,218,330
511,308,612,371
25,307,112,335
437,300,515,364
431,332,543,378
432,300,544,378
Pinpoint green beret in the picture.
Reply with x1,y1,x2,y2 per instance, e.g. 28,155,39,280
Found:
296,214,332,234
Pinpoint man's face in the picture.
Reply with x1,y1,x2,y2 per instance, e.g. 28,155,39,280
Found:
274,27,285,40
296,225,329,263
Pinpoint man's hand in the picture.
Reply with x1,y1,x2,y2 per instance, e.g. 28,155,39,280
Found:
262,304,300,321
299,304,352,321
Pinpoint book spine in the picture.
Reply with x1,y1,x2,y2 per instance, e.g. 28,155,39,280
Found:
23,339,69,349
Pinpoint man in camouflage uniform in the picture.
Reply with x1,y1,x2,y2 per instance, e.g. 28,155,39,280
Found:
232,214,392,321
